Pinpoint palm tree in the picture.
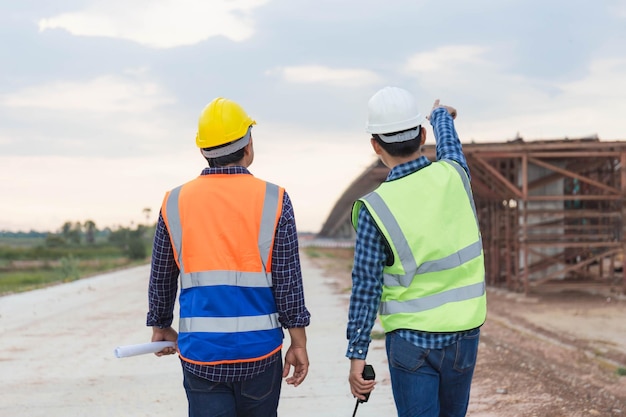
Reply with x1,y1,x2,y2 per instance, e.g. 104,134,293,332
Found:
142,207,152,225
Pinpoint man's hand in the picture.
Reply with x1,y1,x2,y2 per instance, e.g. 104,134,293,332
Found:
282,345,309,387
151,326,178,356
283,327,309,386
348,359,376,401
427,99,457,120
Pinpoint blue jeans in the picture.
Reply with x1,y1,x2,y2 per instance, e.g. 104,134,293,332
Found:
182,357,282,417
385,328,480,417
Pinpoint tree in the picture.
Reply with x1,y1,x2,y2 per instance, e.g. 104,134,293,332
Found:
127,229,147,260
60,221,72,239
68,221,82,245
108,226,130,249
84,220,97,244
142,207,152,225
108,225,148,260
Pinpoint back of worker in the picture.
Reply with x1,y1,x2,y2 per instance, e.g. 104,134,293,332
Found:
147,97,310,417
353,159,486,334
162,173,284,365
346,87,487,417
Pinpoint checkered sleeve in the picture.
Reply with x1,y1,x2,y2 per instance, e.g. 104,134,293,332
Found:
146,211,179,328
346,205,386,359
431,107,470,179
272,191,311,328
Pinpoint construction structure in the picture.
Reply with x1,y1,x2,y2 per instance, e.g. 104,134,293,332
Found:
318,137,626,295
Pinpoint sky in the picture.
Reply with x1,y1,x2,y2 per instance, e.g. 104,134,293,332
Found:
1,0,625,234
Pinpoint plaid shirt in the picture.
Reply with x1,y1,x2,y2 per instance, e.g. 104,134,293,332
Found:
147,166,310,381
346,107,475,360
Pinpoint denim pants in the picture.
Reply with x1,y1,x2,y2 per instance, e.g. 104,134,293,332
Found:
182,357,282,417
385,328,480,417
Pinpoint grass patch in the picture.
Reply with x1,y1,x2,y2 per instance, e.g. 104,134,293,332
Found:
0,257,146,295
617,367,626,376
0,269,62,294
0,228,153,296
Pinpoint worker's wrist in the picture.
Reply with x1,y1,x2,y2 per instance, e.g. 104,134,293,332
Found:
150,323,172,329
346,345,368,359
429,107,448,125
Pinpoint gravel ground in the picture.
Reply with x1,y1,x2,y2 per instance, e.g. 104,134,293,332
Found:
1,251,624,417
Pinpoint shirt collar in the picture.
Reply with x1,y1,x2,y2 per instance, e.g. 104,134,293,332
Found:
386,155,431,181
200,166,252,176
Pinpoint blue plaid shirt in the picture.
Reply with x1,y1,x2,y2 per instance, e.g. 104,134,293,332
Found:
147,166,310,381
346,107,475,360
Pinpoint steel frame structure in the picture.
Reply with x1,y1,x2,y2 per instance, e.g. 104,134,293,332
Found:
318,138,626,294
456,138,625,295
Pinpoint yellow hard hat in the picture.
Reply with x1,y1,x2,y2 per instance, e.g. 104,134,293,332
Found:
195,97,256,150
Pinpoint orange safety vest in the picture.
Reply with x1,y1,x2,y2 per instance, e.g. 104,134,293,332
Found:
161,173,285,365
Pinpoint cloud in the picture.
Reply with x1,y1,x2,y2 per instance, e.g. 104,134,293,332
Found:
398,43,626,142
0,71,186,157
0,71,175,113
400,44,507,100
404,45,490,74
38,0,270,48
454,56,626,141
613,2,626,18
267,65,382,87
560,57,626,99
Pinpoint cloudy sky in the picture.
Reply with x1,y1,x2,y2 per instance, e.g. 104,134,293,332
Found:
1,0,625,233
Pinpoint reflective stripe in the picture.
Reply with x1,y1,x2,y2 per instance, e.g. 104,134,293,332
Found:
380,281,485,315
166,186,185,271
259,183,280,270
415,240,483,274
442,160,479,223
180,270,271,290
179,313,280,333
362,192,417,288
363,160,481,288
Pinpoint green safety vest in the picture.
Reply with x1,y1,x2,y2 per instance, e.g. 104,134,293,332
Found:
352,159,487,332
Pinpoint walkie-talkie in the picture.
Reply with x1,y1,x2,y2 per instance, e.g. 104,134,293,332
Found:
351,364,376,417
360,364,376,403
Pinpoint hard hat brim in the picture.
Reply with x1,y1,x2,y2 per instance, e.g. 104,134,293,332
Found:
366,113,426,135
200,126,252,158
376,126,422,143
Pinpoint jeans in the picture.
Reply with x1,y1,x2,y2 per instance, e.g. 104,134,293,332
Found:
182,357,282,417
386,328,480,417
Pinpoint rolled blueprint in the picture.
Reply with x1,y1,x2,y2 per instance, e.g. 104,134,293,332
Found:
114,341,176,358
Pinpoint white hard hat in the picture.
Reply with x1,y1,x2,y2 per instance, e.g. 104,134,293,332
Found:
366,86,426,138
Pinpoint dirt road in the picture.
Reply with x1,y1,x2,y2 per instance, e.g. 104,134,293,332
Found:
469,288,626,416
0,258,395,417
308,247,626,417
1,251,625,417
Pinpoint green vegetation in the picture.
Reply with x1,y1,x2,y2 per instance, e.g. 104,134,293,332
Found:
0,219,155,295
617,367,626,376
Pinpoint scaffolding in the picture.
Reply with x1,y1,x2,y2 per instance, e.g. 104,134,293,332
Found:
318,137,626,295
460,138,625,295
